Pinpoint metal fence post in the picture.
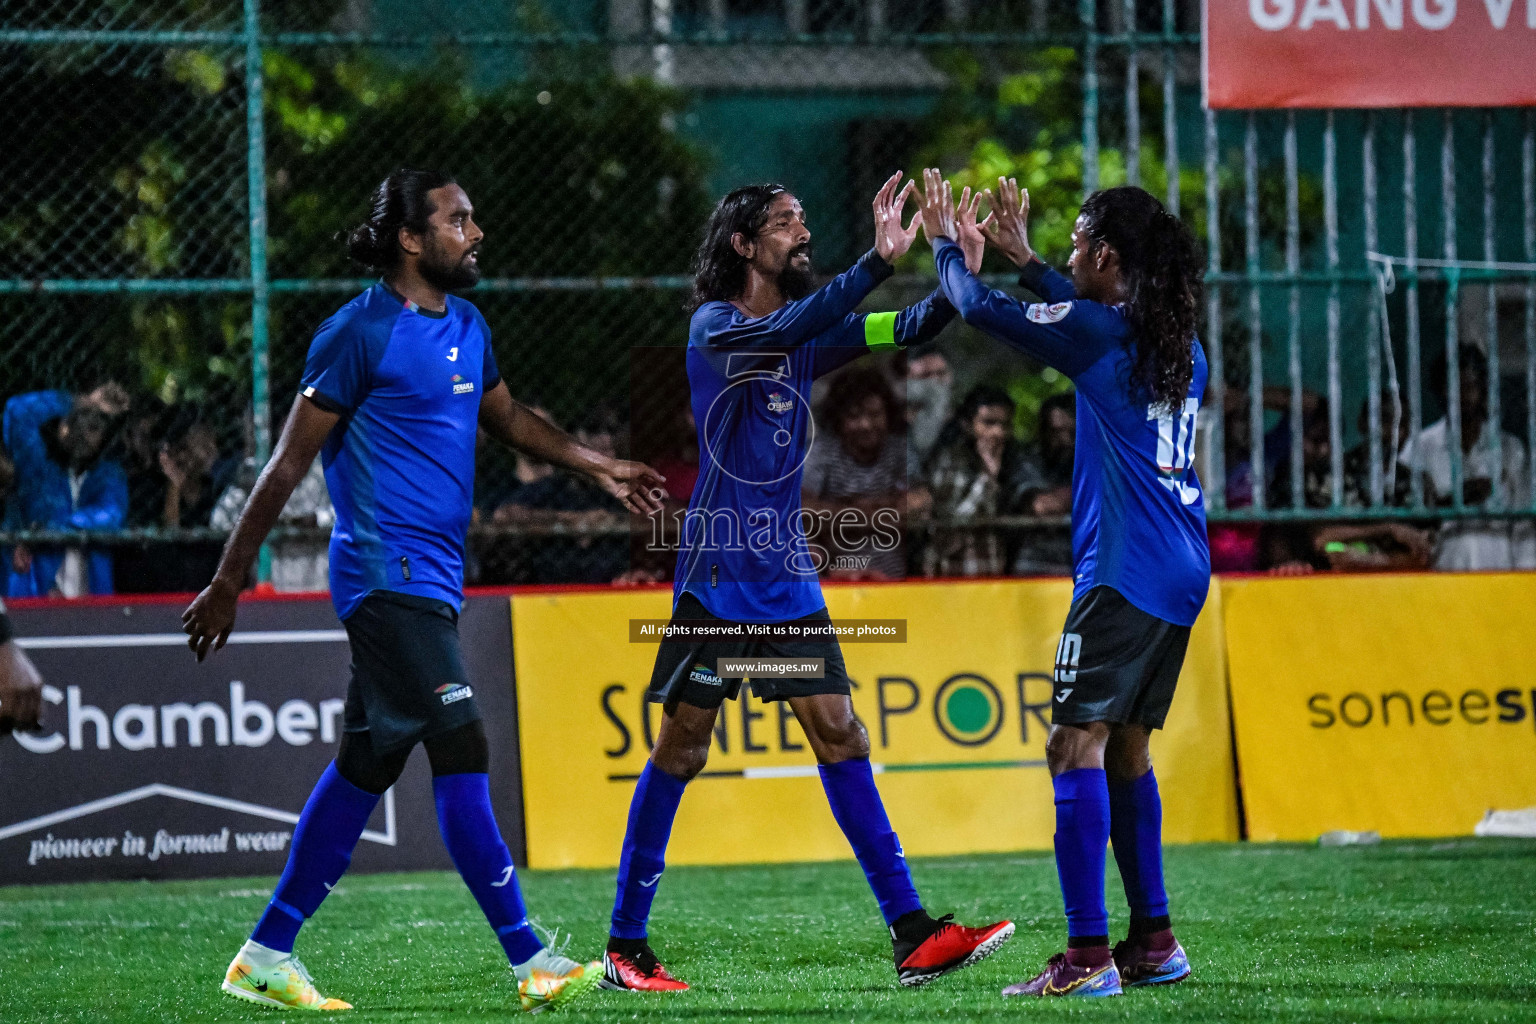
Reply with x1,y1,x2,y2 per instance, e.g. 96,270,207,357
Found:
245,0,273,583
1081,0,1099,197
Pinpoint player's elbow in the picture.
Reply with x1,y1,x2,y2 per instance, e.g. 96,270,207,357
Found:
947,285,990,325
261,450,313,497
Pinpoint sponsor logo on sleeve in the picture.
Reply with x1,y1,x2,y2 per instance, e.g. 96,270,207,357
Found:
1026,302,1073,324
436,683,474,705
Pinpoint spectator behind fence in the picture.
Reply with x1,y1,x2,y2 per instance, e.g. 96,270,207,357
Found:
1401,344,1536,571
921,384,1032,577
802,365,909,580
1263,399,1431,574
120,395,170,528
902,345,953,477
0,444,13,523
1208,385,1317,572
211,456,332,592
114,412,227,593
3,384,129,597
649,404,700,505
490,413,630,584
1011,390,1077,576
478,405,556,518
1342,386,1412,510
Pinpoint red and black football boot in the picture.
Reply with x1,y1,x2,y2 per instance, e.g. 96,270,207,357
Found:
600,943,690,992
891,913,1015,988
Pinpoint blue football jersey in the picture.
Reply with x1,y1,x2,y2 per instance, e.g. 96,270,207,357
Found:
299,283,500,620
676,250,954,622
933,239,1210,626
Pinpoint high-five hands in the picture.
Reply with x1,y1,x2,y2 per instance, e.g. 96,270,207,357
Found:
918,168,959,245
953,185,992,274
919,168,1038,272
980,176,1036,268
872,171,920,265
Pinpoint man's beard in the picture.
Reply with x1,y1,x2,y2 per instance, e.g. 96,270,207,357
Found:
778,246,814,300
419,242,481,291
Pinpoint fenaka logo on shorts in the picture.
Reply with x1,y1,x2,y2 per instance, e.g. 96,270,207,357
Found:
451,374,475,396
766,390,794,414
1026,301,1072,324
435,683,474,705
688,662,722,686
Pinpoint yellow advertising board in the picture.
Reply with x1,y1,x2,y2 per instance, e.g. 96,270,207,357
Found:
1222,573,1536,841
511,580,1237,869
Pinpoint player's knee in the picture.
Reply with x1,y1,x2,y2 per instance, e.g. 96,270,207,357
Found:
1104,729,1152,782
1045,724,1106,775
425,720,490,776
335,731,410,794
812,715,870,764
651,738,709,782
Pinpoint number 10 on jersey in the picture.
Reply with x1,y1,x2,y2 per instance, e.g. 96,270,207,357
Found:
1149,398,1201,505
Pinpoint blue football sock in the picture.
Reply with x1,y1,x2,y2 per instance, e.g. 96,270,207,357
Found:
610,762,687,940
1053,767,1111,940
818,758,923,926
433,772,544,966
1109,769,1170,922
250,762,379,953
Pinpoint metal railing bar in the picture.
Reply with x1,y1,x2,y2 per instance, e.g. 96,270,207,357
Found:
1404,111,1425,508
1204,107,1226,512
1325,111,1344,509
1285,111,1303,510
1483,112,1502,509
1123,0,1140,188
1245,111,1265,513
1364,112,1385,508
1526,111,1536,512
1442,111,1463,512
0,29,1205,47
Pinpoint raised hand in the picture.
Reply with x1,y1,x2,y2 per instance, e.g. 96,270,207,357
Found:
871,171,920,265
918,168,959,244
954,186,993,274
83,382,130,417
980,176,1036,268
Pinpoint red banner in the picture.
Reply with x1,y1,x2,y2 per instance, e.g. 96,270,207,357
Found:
1204,0,1536,108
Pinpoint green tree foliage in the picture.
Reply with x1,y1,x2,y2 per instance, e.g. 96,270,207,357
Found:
0,33,710,440
911,47,1322,272
906,46,1324,429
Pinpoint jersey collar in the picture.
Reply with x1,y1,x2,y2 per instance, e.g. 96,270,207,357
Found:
380,280,449,319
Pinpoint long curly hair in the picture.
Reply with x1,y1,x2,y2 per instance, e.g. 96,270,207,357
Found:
687,184,787,312
1078,186,1204,412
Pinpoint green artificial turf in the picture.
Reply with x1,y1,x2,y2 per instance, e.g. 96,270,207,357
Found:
2,840,1534,1023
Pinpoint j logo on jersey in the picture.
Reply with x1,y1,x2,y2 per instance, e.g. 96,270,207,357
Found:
450,373,475,396
766,390,794,414
1026,301,1072,324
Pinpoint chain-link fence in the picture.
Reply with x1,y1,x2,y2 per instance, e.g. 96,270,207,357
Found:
4,0,1534,595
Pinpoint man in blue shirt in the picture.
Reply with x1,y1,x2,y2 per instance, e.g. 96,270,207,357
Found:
182,168,663,1014
601,177,1013,993
3,384,130,596
919,171,1208,998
